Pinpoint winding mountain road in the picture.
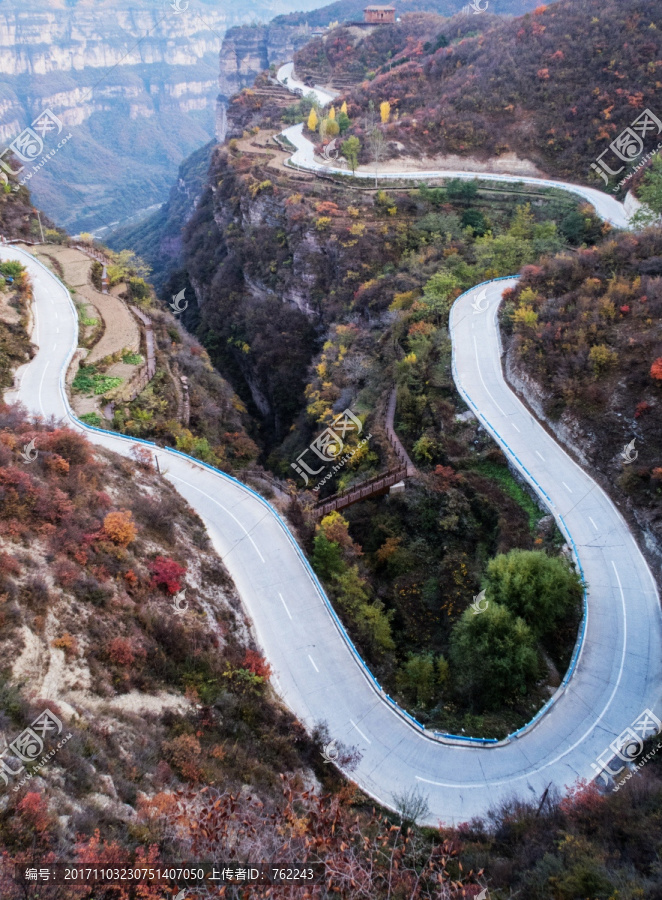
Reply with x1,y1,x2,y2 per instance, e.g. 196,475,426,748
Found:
3,233,660,825
276,63,339,107
281,122,632,228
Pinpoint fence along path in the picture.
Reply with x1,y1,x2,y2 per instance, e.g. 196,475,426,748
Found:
313,388,414,518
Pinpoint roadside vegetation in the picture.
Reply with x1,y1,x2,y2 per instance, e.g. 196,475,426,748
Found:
0,262,32,393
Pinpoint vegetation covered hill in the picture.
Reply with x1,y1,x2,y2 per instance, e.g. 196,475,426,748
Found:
336,0,662,188
293,12,470,85
504,226,662,571
1,413,661,895
172,84,608,733
274,0,541,27
5,0,657,894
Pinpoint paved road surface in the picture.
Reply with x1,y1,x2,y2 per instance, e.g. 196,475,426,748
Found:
276,63,339,107
281,123,632,229
4,242,660,825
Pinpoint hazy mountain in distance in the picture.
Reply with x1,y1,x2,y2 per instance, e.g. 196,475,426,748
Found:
0,0,322,235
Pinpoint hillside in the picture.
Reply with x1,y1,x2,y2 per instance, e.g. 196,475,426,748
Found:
504,228,662,572
3,226,662,900
2,1,662,893
274,0,542,27
336,0,662,190
170,71,616,736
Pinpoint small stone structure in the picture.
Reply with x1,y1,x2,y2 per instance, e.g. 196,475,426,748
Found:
364,5,396,24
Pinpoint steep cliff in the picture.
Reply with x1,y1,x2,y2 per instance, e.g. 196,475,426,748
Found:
216,23,315,142
0,0,318,234
107,140,216,292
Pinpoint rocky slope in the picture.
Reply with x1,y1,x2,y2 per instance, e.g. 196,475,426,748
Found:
217,23,315,142
502,230,662,581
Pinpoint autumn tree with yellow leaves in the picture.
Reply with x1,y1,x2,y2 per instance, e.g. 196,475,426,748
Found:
307,107,318,132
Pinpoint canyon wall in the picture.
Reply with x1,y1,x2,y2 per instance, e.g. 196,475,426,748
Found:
216,23,314,141
0,0,315,233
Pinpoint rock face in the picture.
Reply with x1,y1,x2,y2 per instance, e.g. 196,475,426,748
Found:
0,0,305,232
216,24,313,141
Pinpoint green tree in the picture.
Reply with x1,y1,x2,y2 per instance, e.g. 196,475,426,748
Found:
461,208,487,235
589,343,619,374
474,232,534,277
341,136,361,174
358,600,396,652
508,203,535,240
446,178,478,202
632,154,662,227
449,602,540,709
312,532,345,581
320,117,339,140
422,269,460,322
396,652,438,707
335,565,395,654
337,111,351,134
532,220,564,257
485,549,583,642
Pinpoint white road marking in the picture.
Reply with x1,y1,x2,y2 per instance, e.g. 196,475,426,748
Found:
278,592,292,620
473,335,507,417
4,177,647,814
167,473,266,563
350,719,372,744
536,451,545,462
562,481,573,493
512,422,520,432
308,654,319,673
589,517,598,531
418,566,627,791
37,360,50,418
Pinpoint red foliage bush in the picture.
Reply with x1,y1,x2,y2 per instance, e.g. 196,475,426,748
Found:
108,637,138,666
16,792,52,836
0,552,20,576
40,429,91,466
149,556,186,595
651,358,662,381
559,778,605,821
242,649,272,680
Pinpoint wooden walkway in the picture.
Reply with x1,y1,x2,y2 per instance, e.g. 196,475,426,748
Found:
312,388,415,519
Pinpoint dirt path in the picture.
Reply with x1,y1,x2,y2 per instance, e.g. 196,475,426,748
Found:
19,244,140,364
